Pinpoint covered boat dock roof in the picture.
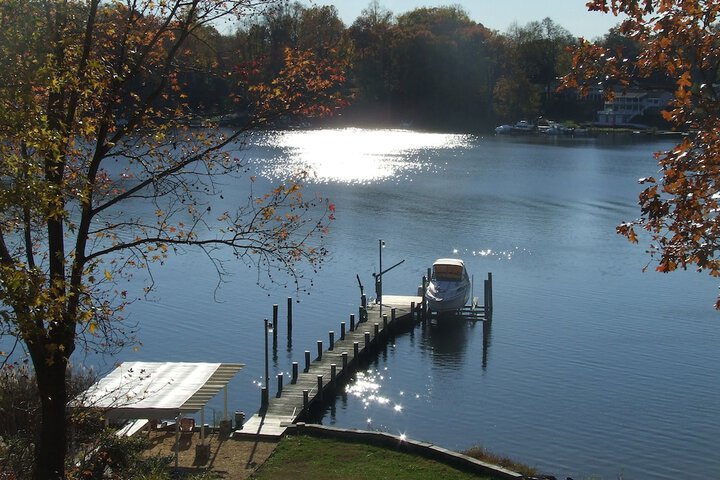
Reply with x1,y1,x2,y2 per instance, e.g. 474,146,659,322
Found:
73,361,244,420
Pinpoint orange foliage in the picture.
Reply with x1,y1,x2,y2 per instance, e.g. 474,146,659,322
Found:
562,0,720,307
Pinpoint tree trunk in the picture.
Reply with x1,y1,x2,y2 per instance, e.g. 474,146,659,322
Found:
33,359,68,480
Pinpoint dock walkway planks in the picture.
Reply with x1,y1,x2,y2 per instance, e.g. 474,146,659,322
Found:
235,295,421,438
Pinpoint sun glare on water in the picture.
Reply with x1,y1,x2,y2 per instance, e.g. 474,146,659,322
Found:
260,128,471,184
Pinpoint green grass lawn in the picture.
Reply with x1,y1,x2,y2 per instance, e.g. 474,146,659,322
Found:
251,435,498,480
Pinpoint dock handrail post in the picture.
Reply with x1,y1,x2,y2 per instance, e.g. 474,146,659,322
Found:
342,352,348,370
272,304,278,344
340,322,346,340
287,297,293,335
317,375,323,401
303,389,309,410
304,350,310,373
277,373,283,397
350,314,355,331
316,340,323,360
292,362,298,384
329,331,335,350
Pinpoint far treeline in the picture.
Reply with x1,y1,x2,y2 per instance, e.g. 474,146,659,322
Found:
172,1,673,131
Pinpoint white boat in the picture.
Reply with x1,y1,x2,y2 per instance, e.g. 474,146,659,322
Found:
494,124,513,134
511,120,535,133
425,258,471,313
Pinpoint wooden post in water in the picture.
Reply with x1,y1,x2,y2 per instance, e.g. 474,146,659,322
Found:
292,362,298,384
261,387,268,408
287,297,293,335
272,304,278,344
316,340,323,360
484,278,489,317
304,350,310,373
422,275,428,321
350,314,355,331
340,322,346,340
276,373,283,397
329,331,334,350
487,272,493,319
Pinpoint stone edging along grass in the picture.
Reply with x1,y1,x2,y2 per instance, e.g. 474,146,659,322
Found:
285,423,524,480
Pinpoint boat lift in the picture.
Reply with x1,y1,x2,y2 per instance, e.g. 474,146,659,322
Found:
423,272,493,323
373,259,405,305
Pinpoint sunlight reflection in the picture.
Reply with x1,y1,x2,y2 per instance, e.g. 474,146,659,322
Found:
260,128,472,184
346,370,401,411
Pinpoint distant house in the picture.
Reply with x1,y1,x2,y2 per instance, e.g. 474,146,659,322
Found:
596,89,673,127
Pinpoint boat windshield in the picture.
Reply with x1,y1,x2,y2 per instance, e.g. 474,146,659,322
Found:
433,264,464,281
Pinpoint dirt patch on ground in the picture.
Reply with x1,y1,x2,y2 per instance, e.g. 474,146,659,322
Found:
142,430,278,479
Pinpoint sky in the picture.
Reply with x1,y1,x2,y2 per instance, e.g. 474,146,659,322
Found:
307,0,625,40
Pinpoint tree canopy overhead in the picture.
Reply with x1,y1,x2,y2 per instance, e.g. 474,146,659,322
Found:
0,0,346,478
563,0,720,307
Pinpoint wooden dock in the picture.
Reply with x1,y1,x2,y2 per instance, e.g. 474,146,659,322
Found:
235,272,493,439
235,295,422,438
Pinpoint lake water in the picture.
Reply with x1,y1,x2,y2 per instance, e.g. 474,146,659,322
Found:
86,128,720,479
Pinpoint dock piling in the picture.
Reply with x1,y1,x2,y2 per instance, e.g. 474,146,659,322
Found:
287,297,293,335
329,331,335,350
261,387,268,408
350,314,355,331
272,304,278,344
316,340,323,360
340,322,346,340
487,272,493,318
292,362,298,384
277,373,283,397
304,350,310,373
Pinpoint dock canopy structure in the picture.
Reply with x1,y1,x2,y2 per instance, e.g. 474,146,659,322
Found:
72,361,244,421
